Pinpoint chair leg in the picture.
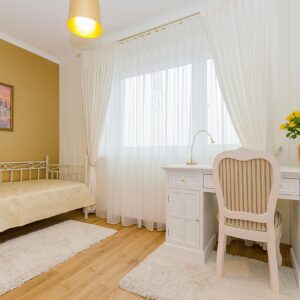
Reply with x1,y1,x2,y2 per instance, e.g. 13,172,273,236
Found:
276,227,283,266
216,232,227,278
267,239,280,294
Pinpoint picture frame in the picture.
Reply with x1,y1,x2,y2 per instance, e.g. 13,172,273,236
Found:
0,83,13,131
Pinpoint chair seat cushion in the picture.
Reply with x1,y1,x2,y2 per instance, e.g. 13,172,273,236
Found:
218,211,282,232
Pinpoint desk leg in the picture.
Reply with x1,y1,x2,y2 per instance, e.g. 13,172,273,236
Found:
291,201,300,289
202,192,217,261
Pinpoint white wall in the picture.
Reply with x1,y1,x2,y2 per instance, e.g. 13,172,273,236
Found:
273,0,292,245
274,0,300,246
59,56,85,166
289,0,300,273
59,0,300,244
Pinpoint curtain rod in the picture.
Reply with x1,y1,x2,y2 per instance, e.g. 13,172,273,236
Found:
118,12,200,43
76,12,200,57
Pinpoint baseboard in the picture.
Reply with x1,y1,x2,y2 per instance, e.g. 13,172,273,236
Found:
290,247,300,289
163,234,216,264
164,242,206,264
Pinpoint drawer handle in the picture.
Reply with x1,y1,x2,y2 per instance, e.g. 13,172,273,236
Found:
196,219,200,222
181,179,185,182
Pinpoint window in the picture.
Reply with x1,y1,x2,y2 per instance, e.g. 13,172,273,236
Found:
122,60,239,148
123,64,192,147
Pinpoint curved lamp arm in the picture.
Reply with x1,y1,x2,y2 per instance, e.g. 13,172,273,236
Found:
186,130,215,165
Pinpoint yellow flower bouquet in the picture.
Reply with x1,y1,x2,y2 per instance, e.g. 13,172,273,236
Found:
280,111,300,139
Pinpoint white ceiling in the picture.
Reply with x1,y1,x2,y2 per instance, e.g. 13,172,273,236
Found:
0,0,203,63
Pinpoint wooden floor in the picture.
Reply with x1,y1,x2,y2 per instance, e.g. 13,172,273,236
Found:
0,210,292,300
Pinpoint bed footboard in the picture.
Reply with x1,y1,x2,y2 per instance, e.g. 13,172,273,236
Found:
48,161,96,219
47,164,84,183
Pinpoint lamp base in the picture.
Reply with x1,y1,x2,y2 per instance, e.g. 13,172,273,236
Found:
186,161,197,165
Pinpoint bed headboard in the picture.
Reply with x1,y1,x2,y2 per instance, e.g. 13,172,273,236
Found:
0,156,84,183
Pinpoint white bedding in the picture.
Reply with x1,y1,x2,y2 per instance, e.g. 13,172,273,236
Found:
0,179,95,232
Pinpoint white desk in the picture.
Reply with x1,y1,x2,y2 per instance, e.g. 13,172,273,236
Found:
162,165,300,287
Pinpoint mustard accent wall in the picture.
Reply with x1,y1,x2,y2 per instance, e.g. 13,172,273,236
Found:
0,40,59,163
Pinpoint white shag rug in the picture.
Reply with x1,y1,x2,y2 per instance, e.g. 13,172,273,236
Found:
120,245,300,300
0,220,116,295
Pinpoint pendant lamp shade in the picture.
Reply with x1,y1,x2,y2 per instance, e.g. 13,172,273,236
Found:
67,0,103,38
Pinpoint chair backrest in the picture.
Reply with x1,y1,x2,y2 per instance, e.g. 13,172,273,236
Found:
213,148,280,229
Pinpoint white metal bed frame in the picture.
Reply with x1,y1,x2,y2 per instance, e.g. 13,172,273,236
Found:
0,156,94,219
0,156,85,183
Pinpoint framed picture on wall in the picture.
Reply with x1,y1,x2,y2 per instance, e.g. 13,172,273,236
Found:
0,83,13,131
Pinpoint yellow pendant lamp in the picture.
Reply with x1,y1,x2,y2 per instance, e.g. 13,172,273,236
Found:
67,0,103,38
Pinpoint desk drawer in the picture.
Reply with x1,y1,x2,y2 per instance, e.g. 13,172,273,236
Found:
203,174,214,189
168,172,201,189
203,175,300,196
280,178,300,196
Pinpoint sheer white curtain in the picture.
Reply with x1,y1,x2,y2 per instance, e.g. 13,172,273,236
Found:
202,0,277,151
82,43,117,198
96,17,239,230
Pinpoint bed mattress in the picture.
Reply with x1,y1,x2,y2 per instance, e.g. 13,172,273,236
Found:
0,179,95,232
